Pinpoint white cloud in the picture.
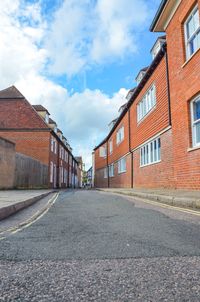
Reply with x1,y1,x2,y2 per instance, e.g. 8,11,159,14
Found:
46,0,150,77
0,0,149,168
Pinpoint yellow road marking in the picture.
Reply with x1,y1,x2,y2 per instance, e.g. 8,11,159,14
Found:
0,192,59,239
123,194,200,216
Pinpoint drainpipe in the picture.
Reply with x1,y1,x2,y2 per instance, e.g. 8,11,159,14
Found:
106,141,110,188
164,46,172,126
128,109,133,188
67,152,70,188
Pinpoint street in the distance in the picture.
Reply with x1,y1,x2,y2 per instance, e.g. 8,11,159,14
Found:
1,190,200,301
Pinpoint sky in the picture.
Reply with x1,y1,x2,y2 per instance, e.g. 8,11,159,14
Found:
0,0,162,169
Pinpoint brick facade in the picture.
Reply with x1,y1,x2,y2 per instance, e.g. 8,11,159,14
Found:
0,86,82,189
94,0,200,190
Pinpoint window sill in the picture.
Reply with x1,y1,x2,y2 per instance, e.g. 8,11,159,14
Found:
116,139,124,146
187,145,200,152
182,47,200,68
140,160,161,168
118,170,126,174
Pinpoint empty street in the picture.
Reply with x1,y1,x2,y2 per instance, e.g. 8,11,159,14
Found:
1,190,200,301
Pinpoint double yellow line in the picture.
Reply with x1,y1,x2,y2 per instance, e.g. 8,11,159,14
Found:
0,192,59,241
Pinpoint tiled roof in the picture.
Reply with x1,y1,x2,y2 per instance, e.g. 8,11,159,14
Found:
0,86,24,99
32,105,50,115
49,118,57,125
75,156,83,163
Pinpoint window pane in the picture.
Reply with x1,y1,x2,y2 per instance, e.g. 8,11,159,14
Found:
194,8,200,31
154,140,158,161
146,144,149,164
150,142,153,162
195,122,200,144
193,99,200,121
158,138,161,160
187,16,195,38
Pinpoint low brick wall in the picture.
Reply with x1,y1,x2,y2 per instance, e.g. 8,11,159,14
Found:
15,153,48,189
0,137,15,189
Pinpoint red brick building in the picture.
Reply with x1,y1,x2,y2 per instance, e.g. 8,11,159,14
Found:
94,0,200,190
0,86,82,189
150,0,200,189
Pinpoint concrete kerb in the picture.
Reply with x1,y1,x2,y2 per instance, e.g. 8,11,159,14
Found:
0,191,57,221
97,189,200,210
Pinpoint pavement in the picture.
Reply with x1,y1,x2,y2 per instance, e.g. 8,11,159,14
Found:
97,187,200,210
1,190,200,301
0,190,55,220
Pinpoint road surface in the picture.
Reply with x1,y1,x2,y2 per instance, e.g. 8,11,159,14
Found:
1,190,200,301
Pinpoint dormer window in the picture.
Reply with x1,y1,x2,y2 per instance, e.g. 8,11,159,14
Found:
135,68,148,85
126,88,135,101
45,114,49,124
108,118,118,131
151,37,166,59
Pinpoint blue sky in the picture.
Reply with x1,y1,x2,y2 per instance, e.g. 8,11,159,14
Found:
0,0,162,169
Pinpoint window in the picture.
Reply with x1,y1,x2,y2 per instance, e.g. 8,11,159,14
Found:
50,161,53,182
185,5,200,59
191,95,200,147
109,164,114,177
137,85,156,122
140,137,161,167
109,140,113,154
104,167,108,178
99,146,106,157
45,114,49,124
54,140,57,154
118,157,126,173
51,137,54,152
116,126,124,144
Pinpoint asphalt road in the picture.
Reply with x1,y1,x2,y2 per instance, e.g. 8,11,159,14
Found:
1,190,200,301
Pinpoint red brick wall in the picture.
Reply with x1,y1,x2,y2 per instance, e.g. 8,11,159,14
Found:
0,99,48,129
166,0,200,189
109,154,132,188
94,142,107,170
133,129,175,188
0,131,50,165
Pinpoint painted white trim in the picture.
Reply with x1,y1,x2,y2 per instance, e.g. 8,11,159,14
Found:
190,94,200,148
181,47,200,68
153,0,181,32
184,4,200,61
163,0,182,30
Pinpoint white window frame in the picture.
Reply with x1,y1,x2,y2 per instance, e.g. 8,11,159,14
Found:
109,140,113,154
184,4,200,60
54,140,57,154
118,157,126,174
191,95,200,147
50,161,53,182
104,167,108,178
51,137,54,152
99,146,106,157
109,163,114,177
137,84,156,123
140,137,161,167
116,126,124,145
